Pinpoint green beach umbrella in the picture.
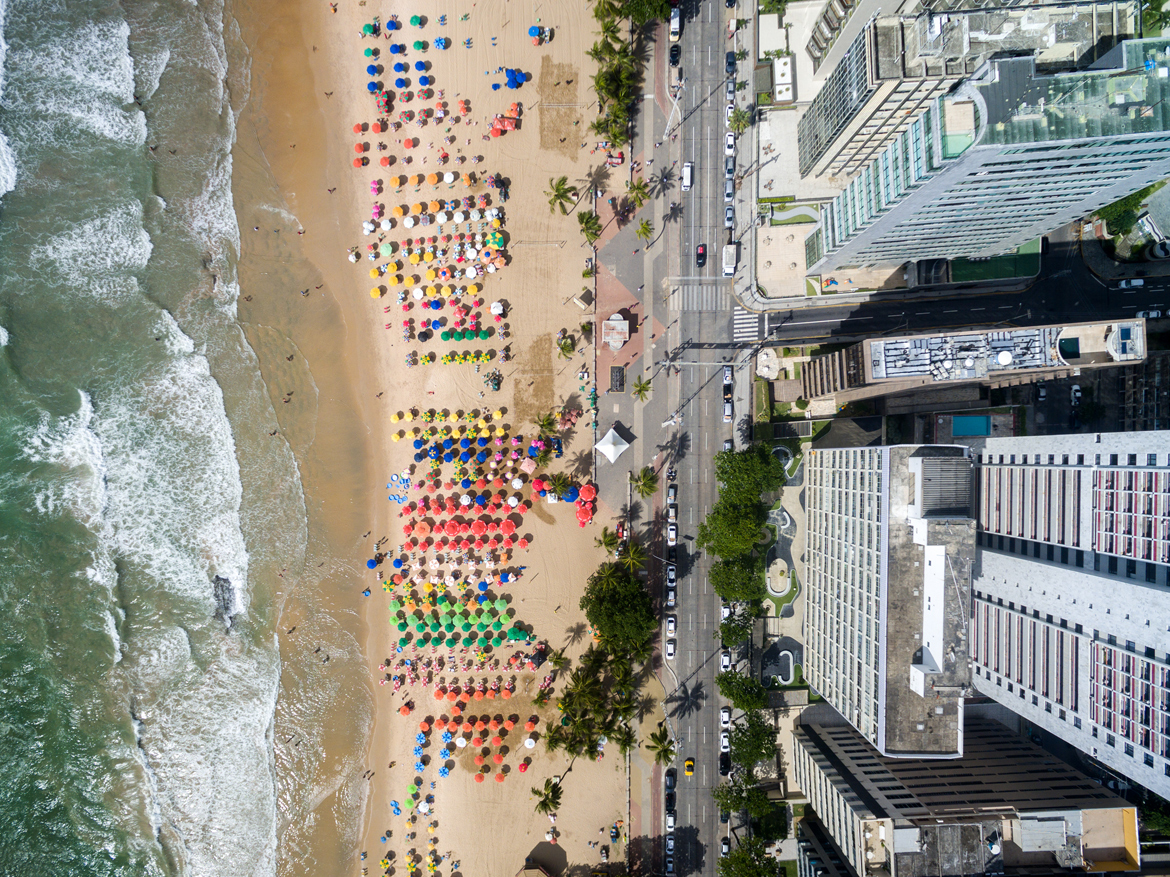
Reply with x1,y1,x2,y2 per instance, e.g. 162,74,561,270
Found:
477,622,487,632
399,637,410,647
492,637,502,647
461,621,472,632
413,40,425,50
363,23,375,34
479,330,490,340
447,636,460,647
415,622,427,632
429,622,441,633
441,331,451,341
365,47,374,57
444,623,455,633
409,15,421,25
494,598,507,611
492,620,503,631
463,636,474,647
398,622,409,632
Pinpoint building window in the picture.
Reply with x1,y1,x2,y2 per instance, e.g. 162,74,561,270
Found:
1146,754,1155,767
1074,717,1082,729
1107,734,1116,747
1126,743,1135,757
1149,454,1158,466
1129,454,1138,466
1033,695,1040,706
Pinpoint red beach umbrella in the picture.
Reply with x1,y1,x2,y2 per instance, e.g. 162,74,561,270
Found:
419,721,430,731
518,538,529,548
474,754,485,765
353,123,363,133
354,143,366,153
475,773,484,783
491,736,503,746
518,762,528,773
493,753,503,764
472,736,483,747
400,705,412,716
495,772,505,782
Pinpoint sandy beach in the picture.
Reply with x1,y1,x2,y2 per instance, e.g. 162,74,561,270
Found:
230,0,644,872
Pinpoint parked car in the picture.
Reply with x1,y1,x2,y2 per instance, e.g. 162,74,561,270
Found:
725,156,735,178
723,400,733,422
1119,278,1144,289
724,206,734,229
667,484,678,503
724,132,735,156
724,178,734,202
669,7,681,41
725,103,734,127
665,855,675,875
666,615,676,637
1138,310,1162,319
667,545,677,563
667,504,677,522
721,602,731,620
696,243,707,267
666,834,676,853
723,439,732,452
665,769,676,790
665,791,675,811
684,758,694,776
720,730,730,752
666,811,676,831
721,838,731,856
666,564,676,585
669,43,681,67
725,79,735,101
720,808,730,823
719,753,731,776
1037,384,1047,401
667,523,678,546
666,587,676,608
665,639,676,659
725,50,736,75
1071,384,1082,406
720,706,731,727
723,365,733,383
720,651,732,671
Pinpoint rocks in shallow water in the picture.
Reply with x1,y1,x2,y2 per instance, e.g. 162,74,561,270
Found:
212,575,237,629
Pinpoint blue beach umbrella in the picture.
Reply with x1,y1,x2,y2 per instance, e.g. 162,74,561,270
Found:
395,62,406,72
443,453,454,463
461,478,472,489
395,78,407,89
415,761,425,773
413,453,424,463
415,733,426,744
392,558,403,568
367,559,378,569
459,438,471,448
389,43,401,54
491,83,500,91
528,26,540,36
443,438,453,449
367,82,379,92
415,61,426,71
476,452,489,463
475,495,487,506
419,76,430,87
413,746,423,756
413,439,424,449
477,582,489,592
367,64,378,75
460,452,471,462
438,766,449,777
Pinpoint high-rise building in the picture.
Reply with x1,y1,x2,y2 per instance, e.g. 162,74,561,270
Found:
792,719,1141,877
969,433,1170,800
805,39,1170,273
797,4,1136,180
804,444,974,757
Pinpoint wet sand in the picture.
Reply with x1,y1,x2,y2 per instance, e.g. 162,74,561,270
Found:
230,0,634,872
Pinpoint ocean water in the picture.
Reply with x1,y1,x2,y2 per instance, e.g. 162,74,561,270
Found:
0,0,330,873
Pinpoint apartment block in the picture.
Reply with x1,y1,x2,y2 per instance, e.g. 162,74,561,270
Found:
973,432,1170,583
798,3,1135,180
804,445,974,757
806,39,1170,273
792,719,1140,877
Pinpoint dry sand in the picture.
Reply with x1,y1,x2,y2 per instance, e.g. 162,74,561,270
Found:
232,0,645,872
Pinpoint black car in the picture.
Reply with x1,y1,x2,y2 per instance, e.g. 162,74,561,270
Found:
665,768,676,790
669,43,681,67
667,545,677,563
696,243,707,266
720,810,730,824
719,752,731,776
725,51,736,75
665,791,676,811
725,0,735,6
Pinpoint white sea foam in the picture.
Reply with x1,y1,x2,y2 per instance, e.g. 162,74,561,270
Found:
134,45,170,102
29,200,153,296
23,390,109,531
0,0,13,199
0,324,8,346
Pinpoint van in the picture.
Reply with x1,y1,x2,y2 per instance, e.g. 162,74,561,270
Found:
669,7,681,41
681,161,693,191
1119,278,1144,289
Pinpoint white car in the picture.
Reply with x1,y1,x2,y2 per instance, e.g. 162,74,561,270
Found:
666,834,675,853
1138,310,1162,319
720,706,731,727
666,811,676,831
665,639,677,660
668,504,678,522
723,439,732,452
723,400,733,423
720,651,732,671
724,132,735,156
666,616,677,637
724,206,734,229
723,365,733,383
721,837,731,856
666,587,677,608
1119,278,1144,289
725,103,734,127
721,602,731,620
720,730,730,752
667,523,678,546
666,564,677,585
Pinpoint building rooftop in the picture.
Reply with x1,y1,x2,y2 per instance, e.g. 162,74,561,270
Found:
868,320,1143,385
881,446,974,756
971,39,1170,146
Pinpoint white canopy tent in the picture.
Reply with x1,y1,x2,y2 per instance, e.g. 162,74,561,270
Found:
595,428,630,464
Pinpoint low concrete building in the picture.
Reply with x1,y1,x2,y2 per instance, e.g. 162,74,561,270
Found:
793,719,1141,877
802,320,1145,403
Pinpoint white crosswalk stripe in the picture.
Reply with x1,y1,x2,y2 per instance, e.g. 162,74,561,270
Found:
732,307,761,343
668,283,731,313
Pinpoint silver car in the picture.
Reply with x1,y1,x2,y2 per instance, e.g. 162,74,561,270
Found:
724,131,735,156
724,178,734,202
724,206,734,229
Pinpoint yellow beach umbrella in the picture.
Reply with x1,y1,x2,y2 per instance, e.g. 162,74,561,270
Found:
391,432,402,442
370,288,381,298
412,203,424,214
392,205,405,217
425,285,437,296
426,269,437,281
390,413,400,423
387,275,401,286
467,284,479,295
369,268,380,278
495,427,505,437
477,419,487,428
423,251,435,262
479,429,490,438
409,253,421,264
492,410,503,419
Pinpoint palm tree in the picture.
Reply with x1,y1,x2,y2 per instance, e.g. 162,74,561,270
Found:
548,648,569,671
594,526,620,555
545,176,576,215
635,218,654,243
557,336,575,359
532,778,563,815
596,18,623,43
592,0,622,21
631,375,651,402
578,211,603,245
618,538,647,573
547,472,572,497
612,724,638,756
728,107,752,134
534,411,557,434
626,177,650,209
629,465,660,498
646,722,676,766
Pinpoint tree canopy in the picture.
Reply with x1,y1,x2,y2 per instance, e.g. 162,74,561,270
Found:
729,710,776,767
716,670,768,711
714,443,787,505
696,500,766,558
718,612,755,648
580,562,656,656
717,836,777,877
709,555,766,603
711,773,775,820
